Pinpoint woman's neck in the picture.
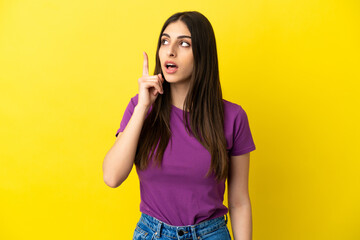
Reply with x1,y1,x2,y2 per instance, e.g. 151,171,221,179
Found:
170,81,190,110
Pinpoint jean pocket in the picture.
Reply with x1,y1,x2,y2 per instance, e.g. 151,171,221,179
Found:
198,225,231,240
132,225,149,240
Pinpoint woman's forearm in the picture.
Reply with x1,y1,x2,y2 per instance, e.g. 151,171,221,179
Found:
229,203,253,240
102,104,149,188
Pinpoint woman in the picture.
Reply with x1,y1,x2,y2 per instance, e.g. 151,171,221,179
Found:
103,11,256,240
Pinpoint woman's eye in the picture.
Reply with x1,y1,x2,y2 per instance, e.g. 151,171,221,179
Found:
161,39,190,47
181,41,190,47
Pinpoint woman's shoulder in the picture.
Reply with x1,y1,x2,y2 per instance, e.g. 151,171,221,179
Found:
222,99,253,132
127,94,153,114
130,93,139,104
222,99,246,117
124,94,139,109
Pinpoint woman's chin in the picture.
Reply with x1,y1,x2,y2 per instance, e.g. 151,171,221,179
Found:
164,75,191,84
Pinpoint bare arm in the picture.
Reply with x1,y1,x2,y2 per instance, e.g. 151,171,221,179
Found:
102,104,150,188
227,152,252,240
102,51,164,188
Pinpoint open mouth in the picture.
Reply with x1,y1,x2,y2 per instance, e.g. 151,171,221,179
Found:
166,63,178,69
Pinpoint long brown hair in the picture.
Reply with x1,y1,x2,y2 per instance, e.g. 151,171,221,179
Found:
135,11,228,182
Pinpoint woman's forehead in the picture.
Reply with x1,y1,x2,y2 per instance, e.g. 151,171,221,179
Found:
163,21,191,37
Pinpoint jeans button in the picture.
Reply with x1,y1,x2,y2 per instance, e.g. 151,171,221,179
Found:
178,229,184,236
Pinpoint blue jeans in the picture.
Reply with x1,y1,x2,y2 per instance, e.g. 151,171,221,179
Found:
132,213,232,240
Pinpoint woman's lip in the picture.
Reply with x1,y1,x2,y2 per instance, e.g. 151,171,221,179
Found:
165,66,178,74
165,61,177,66
164,61,178,68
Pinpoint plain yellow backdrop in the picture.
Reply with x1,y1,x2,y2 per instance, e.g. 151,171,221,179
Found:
0,0,359,239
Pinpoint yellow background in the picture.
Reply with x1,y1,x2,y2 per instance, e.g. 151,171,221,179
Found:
1,0,359,239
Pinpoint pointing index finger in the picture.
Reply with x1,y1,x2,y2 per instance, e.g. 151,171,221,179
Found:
143,51,149,76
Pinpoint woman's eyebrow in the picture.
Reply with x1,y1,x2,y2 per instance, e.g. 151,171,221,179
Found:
161,33,191,39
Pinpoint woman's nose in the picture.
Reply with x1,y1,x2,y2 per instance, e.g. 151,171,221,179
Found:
167,44,176,57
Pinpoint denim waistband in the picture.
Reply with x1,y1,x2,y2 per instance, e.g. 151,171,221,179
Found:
138,213,228,239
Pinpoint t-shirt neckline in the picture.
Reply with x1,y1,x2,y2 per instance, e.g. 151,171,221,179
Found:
171,104,190,112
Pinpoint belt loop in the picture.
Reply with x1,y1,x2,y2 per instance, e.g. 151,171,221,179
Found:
190,226,198,240
155,221,162,238
225,214,228,224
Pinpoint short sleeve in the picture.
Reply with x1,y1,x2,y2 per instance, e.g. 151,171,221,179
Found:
115,94,138,137
229,107,256,156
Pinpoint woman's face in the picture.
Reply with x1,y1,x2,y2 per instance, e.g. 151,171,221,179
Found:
159,20,194,85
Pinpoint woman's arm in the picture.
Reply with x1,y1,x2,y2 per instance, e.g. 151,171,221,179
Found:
102,52,163,188
102,104,149,188
227,152,252,240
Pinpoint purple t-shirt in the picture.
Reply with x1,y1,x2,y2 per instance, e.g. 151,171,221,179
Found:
115,94,256,226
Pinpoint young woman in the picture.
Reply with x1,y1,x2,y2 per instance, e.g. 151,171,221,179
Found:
103,11,256,240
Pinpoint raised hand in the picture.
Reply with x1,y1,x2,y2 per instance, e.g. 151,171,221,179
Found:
137,51,164,108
